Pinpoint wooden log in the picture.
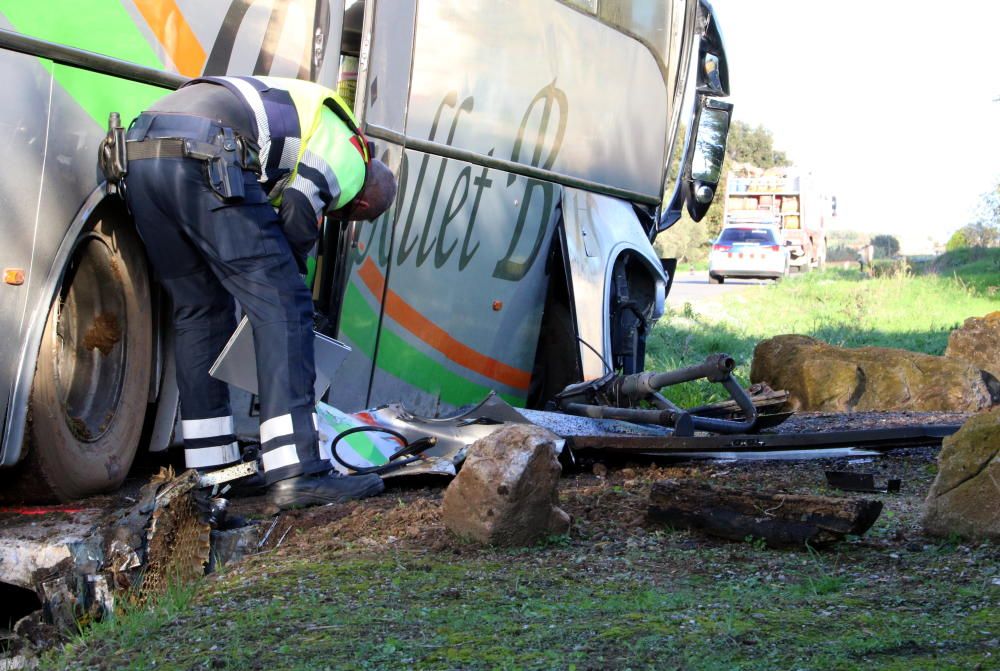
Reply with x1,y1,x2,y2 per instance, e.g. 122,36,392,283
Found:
647,479,883,548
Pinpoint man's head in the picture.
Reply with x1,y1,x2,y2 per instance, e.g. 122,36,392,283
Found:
330,159,397,222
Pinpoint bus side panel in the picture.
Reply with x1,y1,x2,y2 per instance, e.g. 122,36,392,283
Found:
0,47,51,441
0,0,331,83
359,0,416,133
325,140,406,412
407,0,669,200
364,148,558,416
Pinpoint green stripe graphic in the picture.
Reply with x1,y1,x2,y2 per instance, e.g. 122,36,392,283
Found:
1,1,172,126
316,406,387,466
341,281,525,408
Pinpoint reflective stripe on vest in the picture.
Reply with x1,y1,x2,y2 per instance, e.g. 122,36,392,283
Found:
184,75,302,191
182,76,369,201
259,75,370,164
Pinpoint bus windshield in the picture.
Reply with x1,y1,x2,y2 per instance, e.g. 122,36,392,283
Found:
566,0,687,80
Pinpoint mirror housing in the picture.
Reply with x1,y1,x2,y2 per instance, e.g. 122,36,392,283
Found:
657,0,731,235
659,96,733,230
697,0,730,96
685,96,732,221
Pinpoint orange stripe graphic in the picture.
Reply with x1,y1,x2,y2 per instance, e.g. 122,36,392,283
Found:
358,259,532,391
134,0,206,78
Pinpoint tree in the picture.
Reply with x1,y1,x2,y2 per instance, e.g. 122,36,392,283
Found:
944,184,1000,250
945,229,969,252
871,234,900,259
725,121,789,169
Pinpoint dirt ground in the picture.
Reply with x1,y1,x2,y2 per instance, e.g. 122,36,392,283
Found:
13,410,999,670
231,411,973,557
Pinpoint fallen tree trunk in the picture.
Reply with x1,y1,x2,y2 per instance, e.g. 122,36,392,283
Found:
647,479,883,548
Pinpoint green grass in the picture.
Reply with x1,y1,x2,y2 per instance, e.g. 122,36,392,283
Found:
648,260,999,407
40,542,999,671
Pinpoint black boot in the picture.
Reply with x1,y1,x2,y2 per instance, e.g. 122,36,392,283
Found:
268,471,384,510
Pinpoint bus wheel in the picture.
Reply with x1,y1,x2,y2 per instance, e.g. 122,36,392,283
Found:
19,217,152,501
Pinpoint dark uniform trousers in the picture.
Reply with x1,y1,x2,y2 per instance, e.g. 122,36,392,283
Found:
125,113,328,484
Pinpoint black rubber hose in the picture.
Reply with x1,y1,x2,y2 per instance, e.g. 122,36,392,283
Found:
330,426,436,475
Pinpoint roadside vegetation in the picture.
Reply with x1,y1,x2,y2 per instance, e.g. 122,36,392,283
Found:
648,250,999,407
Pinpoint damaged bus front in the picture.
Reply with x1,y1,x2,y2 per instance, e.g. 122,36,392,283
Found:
318,0,732,416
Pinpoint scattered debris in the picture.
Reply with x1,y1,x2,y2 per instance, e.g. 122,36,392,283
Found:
646,479,884,547
825,470,901,493
555,354,761,435
0,466,257,654
443,424,570,546
138,468,212,605
567,424,958,459
686,382,790,419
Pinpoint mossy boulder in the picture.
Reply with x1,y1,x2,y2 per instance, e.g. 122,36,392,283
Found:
750,334,997,412
945,311,1000,381
923,408,1000,541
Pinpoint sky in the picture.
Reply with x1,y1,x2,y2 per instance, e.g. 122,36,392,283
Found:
708,0,1000,251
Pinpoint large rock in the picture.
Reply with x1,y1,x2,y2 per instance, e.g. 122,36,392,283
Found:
923,408,1000,540
945,311,1000,381
750,334,997,412
442,424,570,546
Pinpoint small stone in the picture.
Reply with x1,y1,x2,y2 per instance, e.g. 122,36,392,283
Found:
593,463,608,478
620,468,637,479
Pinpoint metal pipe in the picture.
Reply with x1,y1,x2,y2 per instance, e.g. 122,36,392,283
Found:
619,353,735,398
563,403,672,425
686,375,758,434
0,28,186,90
647,353,734,387
364,123,663,207
563,402,697,436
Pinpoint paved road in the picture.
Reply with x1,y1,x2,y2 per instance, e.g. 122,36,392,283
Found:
666,271,776,309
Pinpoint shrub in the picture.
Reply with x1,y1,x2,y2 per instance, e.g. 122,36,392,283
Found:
826,245,859,263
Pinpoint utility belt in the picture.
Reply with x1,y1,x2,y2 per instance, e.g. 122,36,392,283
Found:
101,111,261,201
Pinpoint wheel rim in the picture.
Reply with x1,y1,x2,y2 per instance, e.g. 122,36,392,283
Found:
51,235,128,443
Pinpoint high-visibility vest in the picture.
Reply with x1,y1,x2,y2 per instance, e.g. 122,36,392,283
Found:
182,75,369,208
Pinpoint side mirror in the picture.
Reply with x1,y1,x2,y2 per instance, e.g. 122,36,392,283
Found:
696,0,730,96
659,96,734,230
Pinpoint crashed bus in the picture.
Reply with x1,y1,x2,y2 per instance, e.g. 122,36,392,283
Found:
0,0,731,501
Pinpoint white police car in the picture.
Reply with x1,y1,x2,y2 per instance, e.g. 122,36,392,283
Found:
708,225,789,284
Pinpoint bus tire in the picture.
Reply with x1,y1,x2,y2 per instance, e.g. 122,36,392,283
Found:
16,216,152,502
